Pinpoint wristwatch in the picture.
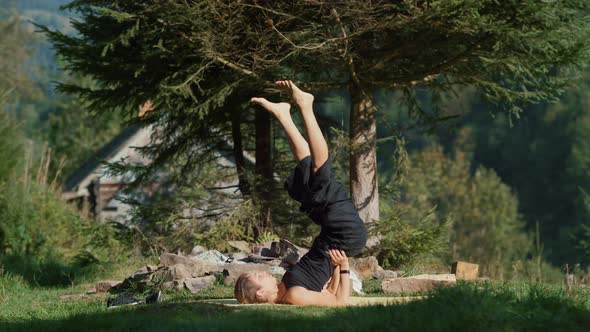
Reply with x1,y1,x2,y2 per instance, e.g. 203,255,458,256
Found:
340,269,350,274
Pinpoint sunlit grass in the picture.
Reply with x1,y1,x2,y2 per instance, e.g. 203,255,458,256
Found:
1,269,589,332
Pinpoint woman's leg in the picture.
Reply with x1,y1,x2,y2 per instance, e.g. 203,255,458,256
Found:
249,97,310,162
276,80,328,175
275,81,366,255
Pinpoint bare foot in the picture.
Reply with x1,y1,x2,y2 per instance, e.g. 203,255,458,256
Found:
275,80,314,109
250,97,291,120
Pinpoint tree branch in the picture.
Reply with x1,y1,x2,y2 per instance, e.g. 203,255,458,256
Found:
371,35,490,88
331,8,361,87
209,54,259,78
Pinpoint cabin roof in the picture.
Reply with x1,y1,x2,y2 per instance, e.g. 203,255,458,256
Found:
64,124,142,192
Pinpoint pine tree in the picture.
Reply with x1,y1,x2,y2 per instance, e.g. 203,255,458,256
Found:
42,1,590,227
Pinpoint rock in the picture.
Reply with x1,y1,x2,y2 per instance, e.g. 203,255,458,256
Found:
275,240,306,265
161,281,176,290
261,247,280,258
159,253,223,276
113,255,223,293
161,280,184,291
270,241,281,256
228,241,251,253
223,263,273,285
135,265,157,276
252,241,275,256
410,274,456,281
184,276,215,294
350,256,380,279
160,253,198,266
254,238,310,262
381,274,456,294
190,245,207,256
372,269,401,279
262,259,283,266
365,235,381,249
95,280,120,293
192,250,229,265
111,265,156,292
153,264,194,282
279,239,309,257
451,261,479,281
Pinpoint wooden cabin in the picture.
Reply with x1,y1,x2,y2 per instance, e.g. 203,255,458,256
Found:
63,124,255,223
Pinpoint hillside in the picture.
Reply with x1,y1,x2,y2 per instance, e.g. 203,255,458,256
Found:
14,0,75,75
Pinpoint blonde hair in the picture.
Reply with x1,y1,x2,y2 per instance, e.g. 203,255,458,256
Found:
234,273,262,304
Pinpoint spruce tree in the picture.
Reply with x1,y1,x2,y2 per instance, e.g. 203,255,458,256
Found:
43,1,590,227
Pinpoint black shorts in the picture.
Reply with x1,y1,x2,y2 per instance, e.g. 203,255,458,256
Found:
284,154,367,257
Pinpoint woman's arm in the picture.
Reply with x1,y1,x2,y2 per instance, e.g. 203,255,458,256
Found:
330,249,351,305
284,286,346,306
283,250,350,306
325,265,340,294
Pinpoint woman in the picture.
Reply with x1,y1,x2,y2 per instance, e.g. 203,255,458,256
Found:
234,80,367,306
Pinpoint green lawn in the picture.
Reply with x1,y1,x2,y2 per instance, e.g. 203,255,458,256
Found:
1,273,589,332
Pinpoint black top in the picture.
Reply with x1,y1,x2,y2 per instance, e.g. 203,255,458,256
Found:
281,155,367,292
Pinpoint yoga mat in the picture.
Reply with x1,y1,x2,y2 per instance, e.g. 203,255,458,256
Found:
198,296,425,307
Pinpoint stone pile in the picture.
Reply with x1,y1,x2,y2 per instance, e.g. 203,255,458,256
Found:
99,239,403,295
109,245,289,294
104,239,309,294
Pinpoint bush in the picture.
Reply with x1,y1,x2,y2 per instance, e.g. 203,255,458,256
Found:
370,206,450,269
398,144,531,278
368,137,450,269
0,172,127,285
0,112,126,286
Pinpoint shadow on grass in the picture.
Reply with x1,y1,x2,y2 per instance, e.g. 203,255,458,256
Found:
1,283,590,332
0,253,98,287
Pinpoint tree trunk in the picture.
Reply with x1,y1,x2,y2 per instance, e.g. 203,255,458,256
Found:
255,108,273,233
349,87,379,225
231,109,251,196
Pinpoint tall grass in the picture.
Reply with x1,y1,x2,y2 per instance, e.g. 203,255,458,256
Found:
0,111,127,286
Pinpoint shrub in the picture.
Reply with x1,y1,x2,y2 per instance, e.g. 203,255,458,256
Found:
0,112,126,286
398,144,531,278
370,206,450,268
369,137,450,269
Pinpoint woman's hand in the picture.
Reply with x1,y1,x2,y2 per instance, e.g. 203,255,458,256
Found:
328,249,349,269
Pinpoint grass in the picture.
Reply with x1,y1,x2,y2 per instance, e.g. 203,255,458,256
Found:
1,269,590,332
